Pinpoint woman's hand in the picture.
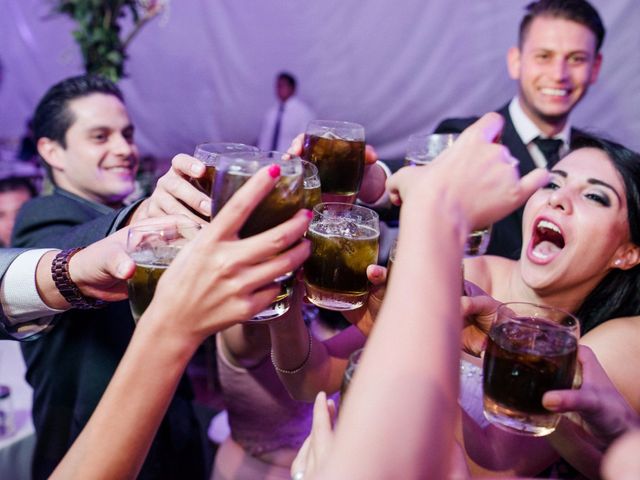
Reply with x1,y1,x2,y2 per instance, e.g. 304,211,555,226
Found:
341,264,387,337
387,113,549,230
543,346,640,448
142,164,312,344
460,281,500,356
290,391,337,480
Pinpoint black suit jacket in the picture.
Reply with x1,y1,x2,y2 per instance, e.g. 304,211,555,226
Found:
435,104,586,259
12,189,206,480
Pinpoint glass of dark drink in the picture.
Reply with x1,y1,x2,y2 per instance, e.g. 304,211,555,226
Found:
301,120,365,203
126,218,201,323
404,132,491,256
482,302,580,436
301,160,322,210
340,348,364,402
304,203,379,311
211,151,304,321
192,143,259,217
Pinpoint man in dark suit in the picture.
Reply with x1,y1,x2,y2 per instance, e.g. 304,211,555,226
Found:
435,0,604,259
12,75,212,479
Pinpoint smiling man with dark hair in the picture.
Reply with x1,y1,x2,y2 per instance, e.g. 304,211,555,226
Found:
13,74,208,480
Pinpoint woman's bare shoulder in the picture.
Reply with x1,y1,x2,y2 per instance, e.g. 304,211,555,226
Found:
583,316,640,344
464,255,515,294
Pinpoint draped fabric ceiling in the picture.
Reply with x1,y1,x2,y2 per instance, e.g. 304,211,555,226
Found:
1,0,638,164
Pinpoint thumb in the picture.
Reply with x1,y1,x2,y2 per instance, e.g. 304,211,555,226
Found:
515,168,550,205
461,294,499,318
367,264,387,285
110,251,136,280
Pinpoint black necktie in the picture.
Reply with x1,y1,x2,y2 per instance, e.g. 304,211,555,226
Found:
270,103,285,151
533,137,563,168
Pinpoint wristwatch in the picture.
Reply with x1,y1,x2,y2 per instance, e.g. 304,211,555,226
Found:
51,248,107,310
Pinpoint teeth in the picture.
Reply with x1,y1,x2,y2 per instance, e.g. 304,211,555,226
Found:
537,219,561,233
541,88,568,97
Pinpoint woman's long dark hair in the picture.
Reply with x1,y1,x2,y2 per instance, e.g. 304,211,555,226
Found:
571,136,640,334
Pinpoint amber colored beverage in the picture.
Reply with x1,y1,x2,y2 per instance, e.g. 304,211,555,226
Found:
192,165,217,197
127,260,170,323
212,170,303,238
126,220,200,325
212,153,303,321
302,133,365,202
303,185,322,210
304,224,379,310
191,143,259,220
483,316,578,436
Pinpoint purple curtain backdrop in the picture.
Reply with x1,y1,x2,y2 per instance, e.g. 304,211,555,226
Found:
1,0,638,164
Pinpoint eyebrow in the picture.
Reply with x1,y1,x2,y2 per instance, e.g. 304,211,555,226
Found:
86,124,134,133
550,169,623,204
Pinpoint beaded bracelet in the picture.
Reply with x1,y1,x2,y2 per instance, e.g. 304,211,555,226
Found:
271,326,313,375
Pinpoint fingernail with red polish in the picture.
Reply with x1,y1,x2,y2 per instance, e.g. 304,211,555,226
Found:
304,209,313,219
268,164,281,178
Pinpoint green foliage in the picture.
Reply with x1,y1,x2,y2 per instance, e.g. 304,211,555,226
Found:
53,0,159,82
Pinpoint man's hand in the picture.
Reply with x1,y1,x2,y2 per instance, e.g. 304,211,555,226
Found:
129,154,210,225
68,231,136,303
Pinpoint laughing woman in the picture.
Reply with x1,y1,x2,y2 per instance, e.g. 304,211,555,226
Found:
460,135,640,478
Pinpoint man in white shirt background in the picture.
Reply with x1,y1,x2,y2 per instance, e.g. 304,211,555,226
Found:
258,72,315,152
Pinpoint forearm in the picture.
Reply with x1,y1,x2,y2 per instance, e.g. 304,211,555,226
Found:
51,308,198,480
269,303,342,401
320,193,466,478
220,323,271,367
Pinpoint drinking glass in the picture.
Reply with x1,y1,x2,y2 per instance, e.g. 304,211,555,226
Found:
404,132,458,166
301,120,365,203
387,237,397,280
340,348,364,401
404,132,491,256
482,302,580,436
211,151,303,321
192,142,259,197
304,203,379,311
301,159,322,210
126,218,201,323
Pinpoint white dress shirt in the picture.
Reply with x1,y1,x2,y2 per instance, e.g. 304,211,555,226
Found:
258,96,315,152
1,249,63,333
509,97,571,168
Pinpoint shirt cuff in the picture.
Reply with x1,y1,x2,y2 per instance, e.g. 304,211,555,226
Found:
359,160,392,208
1,249,66,324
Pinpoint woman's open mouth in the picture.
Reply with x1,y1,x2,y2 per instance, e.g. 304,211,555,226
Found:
528,218,565,264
